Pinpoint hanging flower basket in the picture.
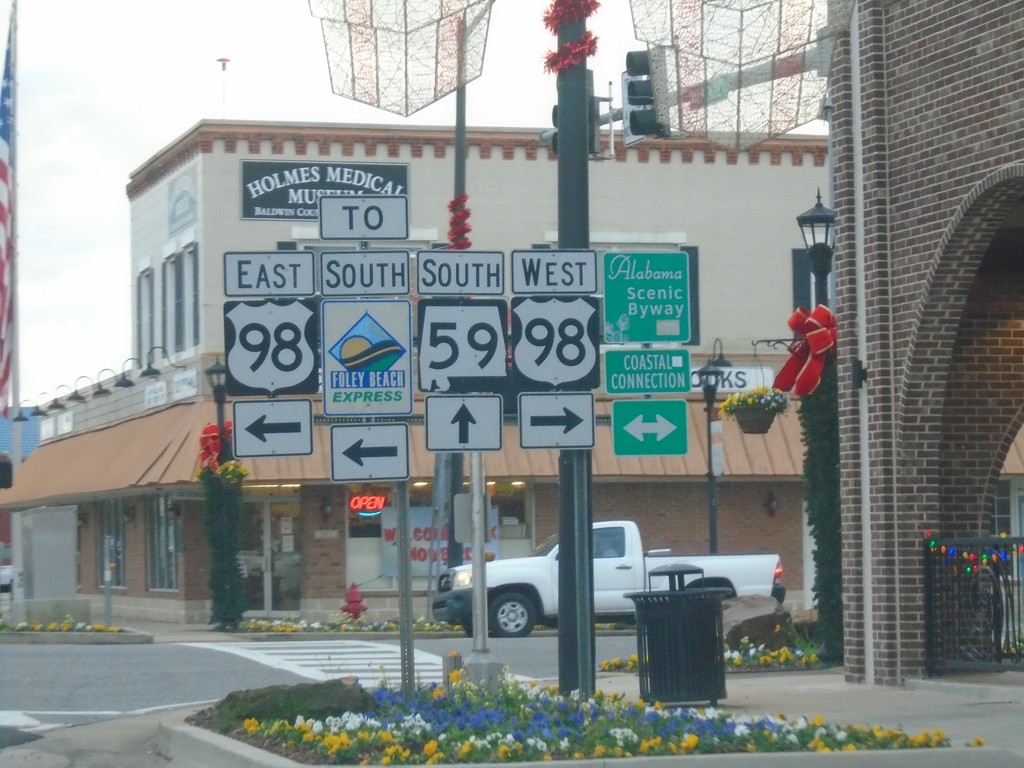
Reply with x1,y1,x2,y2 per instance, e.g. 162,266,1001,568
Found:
731,405,777,434
719,386,789,434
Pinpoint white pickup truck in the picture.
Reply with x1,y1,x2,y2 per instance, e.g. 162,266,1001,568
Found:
432,520,785,638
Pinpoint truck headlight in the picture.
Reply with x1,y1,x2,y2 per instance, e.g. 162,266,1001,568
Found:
452,570,473,589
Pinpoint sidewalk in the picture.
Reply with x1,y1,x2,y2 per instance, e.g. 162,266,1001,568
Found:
4,620,1024,767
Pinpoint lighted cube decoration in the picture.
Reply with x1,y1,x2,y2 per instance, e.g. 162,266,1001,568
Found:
309,0,493,116
629,0,832,149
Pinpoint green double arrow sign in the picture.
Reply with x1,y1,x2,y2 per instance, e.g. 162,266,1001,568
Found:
611,400,688,456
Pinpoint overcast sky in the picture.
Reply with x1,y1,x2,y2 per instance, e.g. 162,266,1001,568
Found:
7,0,651,406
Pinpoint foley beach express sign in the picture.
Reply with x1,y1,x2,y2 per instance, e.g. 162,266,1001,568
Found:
242,160,409,221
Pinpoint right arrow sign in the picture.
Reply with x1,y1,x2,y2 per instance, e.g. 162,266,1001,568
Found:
518,393,594,449
611,400,688,456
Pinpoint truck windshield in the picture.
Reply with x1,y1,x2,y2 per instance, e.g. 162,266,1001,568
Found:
531,534,558,556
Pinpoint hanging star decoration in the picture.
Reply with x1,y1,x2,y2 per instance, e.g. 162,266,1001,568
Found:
543,0,600,73
773,305,837,396
447,193,472,249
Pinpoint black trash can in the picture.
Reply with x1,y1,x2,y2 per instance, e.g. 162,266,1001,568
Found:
627,563,730,705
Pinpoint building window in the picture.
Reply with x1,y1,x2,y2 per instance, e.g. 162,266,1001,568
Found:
162,244,200,354
189,244,200,347
136,269,155,363
992,479,1011,535
146,497,181,591
96,500,126,588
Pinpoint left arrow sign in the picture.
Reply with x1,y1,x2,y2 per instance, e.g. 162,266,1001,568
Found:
245,414,303,443
342,439,400,466
331,424,410,481
232,400,313,458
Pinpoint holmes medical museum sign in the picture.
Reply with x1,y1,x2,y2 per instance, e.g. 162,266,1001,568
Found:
241,160,409,221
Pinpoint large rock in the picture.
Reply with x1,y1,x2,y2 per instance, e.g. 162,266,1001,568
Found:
722,595,795,651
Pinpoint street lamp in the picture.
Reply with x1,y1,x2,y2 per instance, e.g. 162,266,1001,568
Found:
204,359,232,463
796,189,836,308
694,339,732,555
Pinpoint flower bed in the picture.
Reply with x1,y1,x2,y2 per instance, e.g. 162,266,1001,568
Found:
229,673,951,763
0,616,123,633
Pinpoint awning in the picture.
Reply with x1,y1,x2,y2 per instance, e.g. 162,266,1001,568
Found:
0,398,806,509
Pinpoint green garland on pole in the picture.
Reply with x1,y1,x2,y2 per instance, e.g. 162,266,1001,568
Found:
199,463,248,629
799,359,843,661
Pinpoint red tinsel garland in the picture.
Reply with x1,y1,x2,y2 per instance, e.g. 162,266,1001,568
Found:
447,193,472,250
543,0,600,74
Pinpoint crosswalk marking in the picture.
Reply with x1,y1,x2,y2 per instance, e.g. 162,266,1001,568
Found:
186,640,445,687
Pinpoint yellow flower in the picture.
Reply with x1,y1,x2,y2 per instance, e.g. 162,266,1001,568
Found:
243,718,259,734
423,739,439,757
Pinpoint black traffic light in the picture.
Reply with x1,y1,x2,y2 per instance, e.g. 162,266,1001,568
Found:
622,50,666,145
549,70,600,156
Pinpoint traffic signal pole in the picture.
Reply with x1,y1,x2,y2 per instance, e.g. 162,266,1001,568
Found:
555,17,595,698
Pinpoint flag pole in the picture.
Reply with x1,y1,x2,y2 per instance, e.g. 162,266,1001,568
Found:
7,0,19,470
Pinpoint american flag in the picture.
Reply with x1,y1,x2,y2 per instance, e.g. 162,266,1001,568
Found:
0,23,13,415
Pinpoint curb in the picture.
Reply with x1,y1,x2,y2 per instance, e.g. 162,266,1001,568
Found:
157,724,1024,767
0,630,153,645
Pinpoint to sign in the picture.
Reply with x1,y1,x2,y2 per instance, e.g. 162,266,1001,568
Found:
232,400,313,457
417,299,509,393
611,400,688,456
224,251,316,297
224,299,319,396
320,195,409,240
322,299,412,416
416,250,504,296
321,250,410,296
603,252,691,343
425,395,503,452
510,250,597,294
511,296,600,391
331,424,409,482
518,392,594,449
605,349,691,394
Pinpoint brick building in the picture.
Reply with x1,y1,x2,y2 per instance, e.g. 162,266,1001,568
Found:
829,1,1024,683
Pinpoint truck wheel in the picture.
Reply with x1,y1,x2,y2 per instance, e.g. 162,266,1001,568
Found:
489,592,536,638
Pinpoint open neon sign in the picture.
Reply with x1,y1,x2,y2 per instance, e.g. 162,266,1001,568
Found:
350,494,387,517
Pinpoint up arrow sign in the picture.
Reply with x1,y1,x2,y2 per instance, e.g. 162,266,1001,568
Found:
425,395,503,452
623,413,677,441
233,400,312,458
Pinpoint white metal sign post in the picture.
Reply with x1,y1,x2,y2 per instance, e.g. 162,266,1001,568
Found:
330,423,410,482
425,395,503,452
224,251,316,297
416,250,505,295
321,250,410,296
518,392,595,449
321,299,413,417
417,299,509,394
511,296,600,391
232,400,313,457
319,195,409,240
223,298,320,396
510,249,597,294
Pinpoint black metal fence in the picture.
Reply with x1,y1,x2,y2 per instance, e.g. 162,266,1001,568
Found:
924,535,1024,676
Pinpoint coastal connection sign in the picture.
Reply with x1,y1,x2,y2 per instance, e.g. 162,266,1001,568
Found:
603,252,691,343
605,349,691,395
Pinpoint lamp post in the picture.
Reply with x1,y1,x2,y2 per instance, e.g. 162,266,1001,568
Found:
205,359,232,463
796,189,836,308
795,191,842,661
694,339,731,554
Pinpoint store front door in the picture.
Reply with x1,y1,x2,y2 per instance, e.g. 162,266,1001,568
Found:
240,498,301,615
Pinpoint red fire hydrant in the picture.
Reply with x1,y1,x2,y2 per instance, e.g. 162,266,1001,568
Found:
342,582,366,620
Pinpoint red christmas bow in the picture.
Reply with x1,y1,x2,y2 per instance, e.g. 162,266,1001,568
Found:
198,421,233,471
773,305,837,396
